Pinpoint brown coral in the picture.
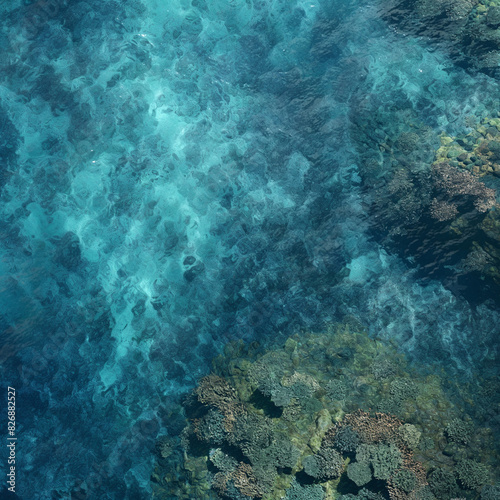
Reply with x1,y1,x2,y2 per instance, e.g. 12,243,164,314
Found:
387,429,427,499
222,402,246,432
336,412,427,500
432,162,496,213
387,460,428,500
430,198,458,221
195,374,245,432
342,410,403,444
196,374,238,409
232,462,263,498
211,471,229,496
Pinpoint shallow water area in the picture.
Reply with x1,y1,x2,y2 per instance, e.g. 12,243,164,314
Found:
0,0,499,498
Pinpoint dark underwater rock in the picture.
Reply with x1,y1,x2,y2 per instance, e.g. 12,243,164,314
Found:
54,232,82,270
0,106,20,187
183,261,205,282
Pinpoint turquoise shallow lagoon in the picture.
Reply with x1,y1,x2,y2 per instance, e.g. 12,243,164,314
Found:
0,0,500,498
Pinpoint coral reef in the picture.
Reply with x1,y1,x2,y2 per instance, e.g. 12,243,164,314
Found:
352,92,500,304
326,379,348,401
4,0,500,497
285,479,325,500
431,162,495,214
338,489,385,500
445,418,474,445
428,468,461,499
302,447,344,481
152,323,500,499
456,458,490,490
481,485,500,499
333,425,361,453
398,424,421,451
347,461,372,487
356,443,402,481
391,469,417,494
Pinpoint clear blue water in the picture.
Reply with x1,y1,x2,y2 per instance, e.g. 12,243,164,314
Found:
0,0,499,498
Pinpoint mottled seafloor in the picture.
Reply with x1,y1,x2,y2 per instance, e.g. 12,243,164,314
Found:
0,0,499,498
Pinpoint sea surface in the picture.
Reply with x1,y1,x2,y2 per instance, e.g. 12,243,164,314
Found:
0,0,499,498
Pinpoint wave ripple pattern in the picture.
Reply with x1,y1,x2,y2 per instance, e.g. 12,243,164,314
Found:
0,0,499,498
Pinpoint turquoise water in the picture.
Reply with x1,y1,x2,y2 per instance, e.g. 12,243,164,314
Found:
0,0,499,498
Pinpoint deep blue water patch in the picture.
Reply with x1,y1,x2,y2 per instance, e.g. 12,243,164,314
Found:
0,0,499,498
